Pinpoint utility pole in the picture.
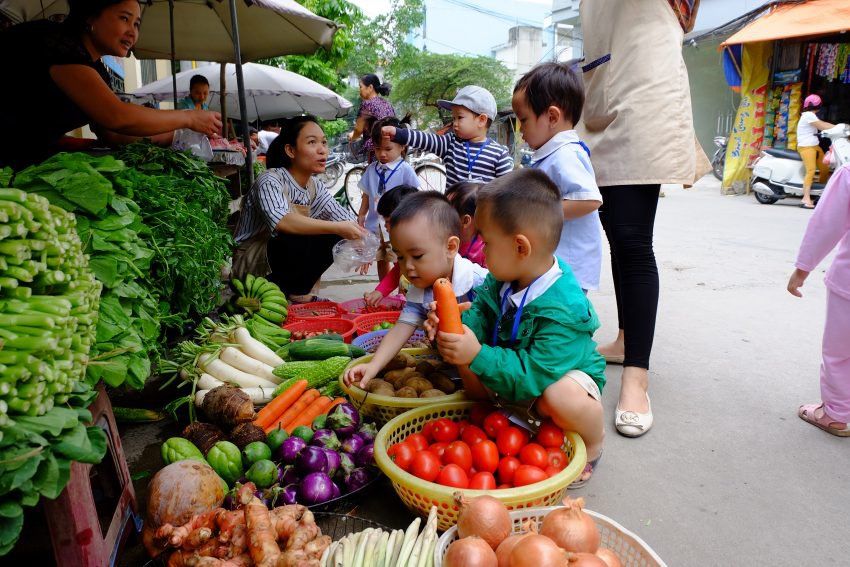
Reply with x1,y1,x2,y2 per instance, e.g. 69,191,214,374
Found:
423,3,427,52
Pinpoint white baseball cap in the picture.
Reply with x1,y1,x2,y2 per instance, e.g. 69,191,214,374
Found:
437,86,498,121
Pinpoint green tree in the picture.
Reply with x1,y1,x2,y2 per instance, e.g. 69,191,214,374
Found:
345,0,425,78
391,52,512,127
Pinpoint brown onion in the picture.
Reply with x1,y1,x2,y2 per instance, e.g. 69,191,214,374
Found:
509,534,570,567
595,548,623,567
539,497,600,553
455,492,512,550
495,533,531,567
568,552,608,566
444,536,498,567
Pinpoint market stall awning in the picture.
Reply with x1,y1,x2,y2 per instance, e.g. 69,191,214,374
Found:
722,0,850,45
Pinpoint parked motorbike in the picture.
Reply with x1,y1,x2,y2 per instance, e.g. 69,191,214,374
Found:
750,123,850,205
712,136,727,180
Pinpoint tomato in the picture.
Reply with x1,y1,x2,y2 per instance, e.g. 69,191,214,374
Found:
468,471,497,490
442,441,473,472
388,442,415,471
469,403,495,426
535,420,565,448
438,464,469,488
483,412,510,438
461,425,488,446
513,464,548,487
496,426,529,457
421,420,436,442
431,418,460,443
470,440,499,473
497,484,512,489
429,442,448,458
410,451,441,482
544,465,561,478
405,433,429,452
497,456,521,485
546,448,568,471
519,443,549,469
457,420,470,434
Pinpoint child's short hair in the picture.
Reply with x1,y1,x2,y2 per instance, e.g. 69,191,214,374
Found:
189,74,210,88
445,181,481,218
389,191,461,240
370,114,412,147
478,169,562,254
514,62,584,125
377,185,418,218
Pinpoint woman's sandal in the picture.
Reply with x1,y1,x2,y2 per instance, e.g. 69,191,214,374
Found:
798,403,850,437
602,353,624,365
568,450,603,490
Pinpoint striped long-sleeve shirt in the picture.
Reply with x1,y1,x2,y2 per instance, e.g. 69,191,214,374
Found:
235,167,353,242
392,129,513,186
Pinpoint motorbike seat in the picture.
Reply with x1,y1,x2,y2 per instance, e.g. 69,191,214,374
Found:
764,148,802,161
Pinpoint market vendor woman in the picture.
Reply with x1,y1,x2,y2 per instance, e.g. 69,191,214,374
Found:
0,0,222,169
234,116,364,303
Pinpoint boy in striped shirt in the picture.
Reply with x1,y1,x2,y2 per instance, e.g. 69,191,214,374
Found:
381,86,513,185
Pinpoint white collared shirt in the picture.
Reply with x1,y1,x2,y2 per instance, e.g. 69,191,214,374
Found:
358,157,420,233
498,257,563,307
399,254,489,327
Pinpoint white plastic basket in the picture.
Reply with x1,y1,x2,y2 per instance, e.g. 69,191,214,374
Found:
434,505,666,567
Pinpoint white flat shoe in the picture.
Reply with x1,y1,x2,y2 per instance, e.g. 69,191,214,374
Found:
615,394,653,437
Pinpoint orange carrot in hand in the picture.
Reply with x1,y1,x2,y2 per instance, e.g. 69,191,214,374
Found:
254,379,307,429
285,396,334,433
434,278,463,333
264,389,319,433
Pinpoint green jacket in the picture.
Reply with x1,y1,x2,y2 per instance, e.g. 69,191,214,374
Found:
464,259,606,402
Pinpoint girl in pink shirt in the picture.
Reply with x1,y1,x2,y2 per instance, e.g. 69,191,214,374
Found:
446,181,487,268
788,164,850,437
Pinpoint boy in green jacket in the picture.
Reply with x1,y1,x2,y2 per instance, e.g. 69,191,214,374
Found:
426,168,606,486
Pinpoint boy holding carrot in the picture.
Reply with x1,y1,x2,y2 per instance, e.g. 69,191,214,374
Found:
425,169,606,487
344,191,488,388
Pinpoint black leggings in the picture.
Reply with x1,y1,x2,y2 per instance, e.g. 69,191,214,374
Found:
598,185,660,369
266,233,341,296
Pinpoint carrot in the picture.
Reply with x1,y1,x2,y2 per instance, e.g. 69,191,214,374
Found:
434,278,463,333
327,397,347,412
285,396,334,434
253,379,307,429
263,389,319,433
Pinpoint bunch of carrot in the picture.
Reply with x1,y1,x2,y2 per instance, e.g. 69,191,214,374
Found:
253,379,346,434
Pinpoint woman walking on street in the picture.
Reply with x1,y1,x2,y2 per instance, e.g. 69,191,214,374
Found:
349,73,396,162
796,94,835,209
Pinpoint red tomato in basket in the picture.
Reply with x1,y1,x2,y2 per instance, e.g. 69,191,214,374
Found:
410,451,441,482
513,465,548,487
442,441,473,472
405,433,429,452
519,443,549,469
456,420,470,434
544,465,561,478
461,425,488,446
497,484,512,490
496,426,529,457
468,471,497,490
469,403,495,426
438,464,469,488
483,412,510,438
421,420,436,442
431,418,460,443
470,440,499,473
497,456,521,485
388,442,415,471
429,442,448,459
536,420,565,448
547,448,568,471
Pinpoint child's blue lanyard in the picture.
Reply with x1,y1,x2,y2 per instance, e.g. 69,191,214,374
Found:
464,140,491,179
531,141,591,169
377,161,403,193
490,276,541,347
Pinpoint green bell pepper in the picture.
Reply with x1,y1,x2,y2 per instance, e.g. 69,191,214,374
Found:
161,437,205,465
207,441,244,485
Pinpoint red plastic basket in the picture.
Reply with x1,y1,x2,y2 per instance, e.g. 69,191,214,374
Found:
352,311,402,335
338,297,406,320
286,301,342,322
283,318,356,343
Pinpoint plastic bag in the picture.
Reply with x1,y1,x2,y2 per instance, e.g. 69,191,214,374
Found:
172,129,213,162
333,232,380,272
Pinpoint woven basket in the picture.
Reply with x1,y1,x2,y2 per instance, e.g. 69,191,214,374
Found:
339,349,465,425
352,311,401,335
287,301,342,322
435,506,666,566
338,297,406,320
283,318,355,343
351,329,429,353
374,401,586,532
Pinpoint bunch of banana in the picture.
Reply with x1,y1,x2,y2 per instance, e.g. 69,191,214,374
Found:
232,274,288,325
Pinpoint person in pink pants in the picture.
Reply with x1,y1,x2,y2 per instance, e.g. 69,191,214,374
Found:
788,164,850,436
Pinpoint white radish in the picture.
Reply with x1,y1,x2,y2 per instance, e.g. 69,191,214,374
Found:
396,518,420,567
417,508,438,567
319,545,330,567
219,346,280,383
197,373,223,390
362,529,382,567
375,530,389,567
353,528,371,567
198,353,277,388
194,386,276,407
387,529,404,567
233,326,284,367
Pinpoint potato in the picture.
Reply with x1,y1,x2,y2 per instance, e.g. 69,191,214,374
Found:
366,379,392,393
384,367,416,387
419,389,448,398
436,362,456,374
403,375,434,394
371,383,396,397
415,360,440,375
383,354,409,372
399,352,418,367
429,372,456,394
394,386,419,398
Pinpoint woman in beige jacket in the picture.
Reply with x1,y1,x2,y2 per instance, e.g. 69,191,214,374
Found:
579,0,709,437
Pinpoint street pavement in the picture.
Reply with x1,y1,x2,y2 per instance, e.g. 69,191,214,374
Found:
320,175,849,566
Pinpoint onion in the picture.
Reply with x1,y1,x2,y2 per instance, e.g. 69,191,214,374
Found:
455,492,511,550
509,534,569,567
567,552,608,566
539,497,600,553
594,548,623,567
444,536,498,567
495,533,531,567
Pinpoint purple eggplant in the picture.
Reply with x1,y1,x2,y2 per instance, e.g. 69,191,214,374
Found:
344,467,372,493
327,403,360,437
338,453,355,478
281,484,299,505
253,489,270,508
278,436,306,465
357,422,378,443
297,445,329,475
310,429,341,451
323,448,341,477
354,443,374,468
331,481,342,499
341,433,366,455
278,465,298,486
299,472,335,505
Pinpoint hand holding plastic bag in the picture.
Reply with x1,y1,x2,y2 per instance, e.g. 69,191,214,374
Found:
172,129,213,162
333,231,380,272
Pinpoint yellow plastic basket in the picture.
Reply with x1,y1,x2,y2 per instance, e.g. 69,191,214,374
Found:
339,349,466,425
374,401,587,532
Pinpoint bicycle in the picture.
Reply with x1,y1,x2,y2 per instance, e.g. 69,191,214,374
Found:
342,154,447,214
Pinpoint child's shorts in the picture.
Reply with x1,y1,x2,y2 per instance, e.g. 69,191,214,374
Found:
494,370,602,429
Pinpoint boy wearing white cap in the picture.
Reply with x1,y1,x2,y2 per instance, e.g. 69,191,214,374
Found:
381,85,513,186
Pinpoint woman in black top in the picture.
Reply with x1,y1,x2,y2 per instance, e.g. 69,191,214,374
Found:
0,0,222,169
